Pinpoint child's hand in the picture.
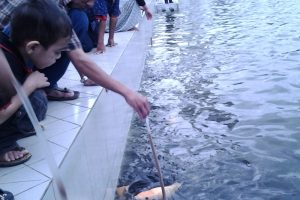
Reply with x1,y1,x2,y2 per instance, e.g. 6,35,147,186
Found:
145,10,153,20
24,71,50,92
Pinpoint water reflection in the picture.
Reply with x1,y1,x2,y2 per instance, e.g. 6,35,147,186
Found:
117,0,300,199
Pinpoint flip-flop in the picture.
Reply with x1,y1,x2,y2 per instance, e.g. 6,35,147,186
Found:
0,147,32,167
105,43,118,47
0,189,14,200
46,87,80,101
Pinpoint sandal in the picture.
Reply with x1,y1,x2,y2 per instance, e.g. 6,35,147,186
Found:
45,87,80,101
0,189,14,200
0,146,32,167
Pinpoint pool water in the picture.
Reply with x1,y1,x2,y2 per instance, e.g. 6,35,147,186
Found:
117,0,300,199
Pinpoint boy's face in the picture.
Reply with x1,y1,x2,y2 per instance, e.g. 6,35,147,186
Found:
27,37,69,69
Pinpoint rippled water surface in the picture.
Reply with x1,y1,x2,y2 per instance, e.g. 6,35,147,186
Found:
117,0,300,199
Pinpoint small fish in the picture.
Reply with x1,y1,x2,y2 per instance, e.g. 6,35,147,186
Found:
134,182,181,200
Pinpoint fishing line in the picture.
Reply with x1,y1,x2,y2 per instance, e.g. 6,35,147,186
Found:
145,117,166,200
0,50,68,200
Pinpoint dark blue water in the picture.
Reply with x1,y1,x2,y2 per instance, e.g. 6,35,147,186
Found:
117,0,300,199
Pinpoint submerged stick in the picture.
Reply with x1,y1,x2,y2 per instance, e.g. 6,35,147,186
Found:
145,117,166,200
0,49,68,200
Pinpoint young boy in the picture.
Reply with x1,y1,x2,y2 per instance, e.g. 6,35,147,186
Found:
91,0,121,53
0,0,72,167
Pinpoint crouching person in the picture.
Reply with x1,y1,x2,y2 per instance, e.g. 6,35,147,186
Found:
0,0,72,167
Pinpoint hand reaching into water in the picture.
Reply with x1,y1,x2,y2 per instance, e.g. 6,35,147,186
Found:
124,90,150,119
141,5,153,20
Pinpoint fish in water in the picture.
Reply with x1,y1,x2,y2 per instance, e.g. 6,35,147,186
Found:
116,182,181,200
135,182,181,200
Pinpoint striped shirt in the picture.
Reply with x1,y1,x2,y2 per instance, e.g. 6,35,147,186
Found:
0,0,81,50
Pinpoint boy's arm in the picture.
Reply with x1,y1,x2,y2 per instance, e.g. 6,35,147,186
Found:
0,71,49,124
0,50,49,124
67,48,150,119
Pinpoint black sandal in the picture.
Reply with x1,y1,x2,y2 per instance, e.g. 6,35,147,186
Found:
0,146,32,168
0,189,14,200
46,87,80,101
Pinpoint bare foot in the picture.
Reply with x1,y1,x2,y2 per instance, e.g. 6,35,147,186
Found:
0,147,31,167
106,39,117,47
96,42,105,53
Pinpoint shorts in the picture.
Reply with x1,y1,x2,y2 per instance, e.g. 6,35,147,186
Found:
93,0,121,19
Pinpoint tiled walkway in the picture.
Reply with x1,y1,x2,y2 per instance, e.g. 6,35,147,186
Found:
0,31,139,200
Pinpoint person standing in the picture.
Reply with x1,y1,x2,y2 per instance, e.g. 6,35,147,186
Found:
92,0,121,53
114,0,152,32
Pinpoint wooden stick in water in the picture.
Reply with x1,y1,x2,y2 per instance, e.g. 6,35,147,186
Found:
145,117,166,200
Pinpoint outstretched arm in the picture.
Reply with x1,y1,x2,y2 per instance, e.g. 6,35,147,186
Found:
67,48,150,118
136,0,153,20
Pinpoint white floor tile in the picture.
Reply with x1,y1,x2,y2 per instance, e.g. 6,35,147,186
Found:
57,78,81,88
48,127,80,149
62,109,91,126
40,183,56,200
41,115,60,125
17,135,39,147
0,166,48,195
28,151,67,178
15,181,50,200
40,120,80,138
0,164,25,177
47,103,90,119
24,142,67,165
64,92,98,109
71,84,103,96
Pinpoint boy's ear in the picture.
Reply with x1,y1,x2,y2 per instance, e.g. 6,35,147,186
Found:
25,41,41,54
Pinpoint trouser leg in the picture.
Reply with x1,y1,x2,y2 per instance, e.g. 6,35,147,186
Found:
38,52,70,89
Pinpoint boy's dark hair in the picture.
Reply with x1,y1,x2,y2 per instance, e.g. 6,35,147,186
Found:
10,0,72,49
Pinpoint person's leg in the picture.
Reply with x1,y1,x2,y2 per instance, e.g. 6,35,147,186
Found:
39,52,80,100
107,16,118,46
0,131,31,167
39,52,69,89
94,18,107,53
68,8,94,52
92,0,108,53
68,8,98,86
0,89,48,167
106,0,120,46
